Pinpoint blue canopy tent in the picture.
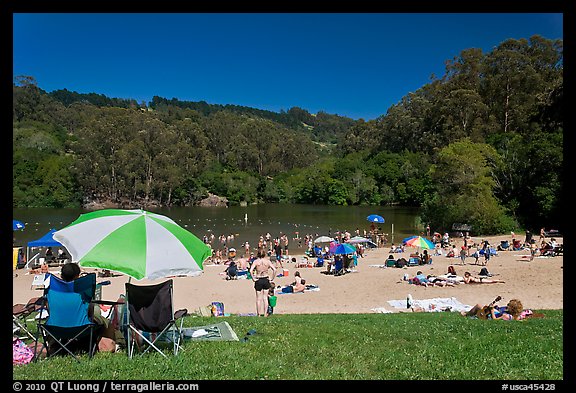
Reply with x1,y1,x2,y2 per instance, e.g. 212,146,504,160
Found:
28,229,63,248
26,229,64,268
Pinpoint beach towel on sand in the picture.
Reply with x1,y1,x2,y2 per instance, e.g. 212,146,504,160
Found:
276,284,320,294
387,297,472,313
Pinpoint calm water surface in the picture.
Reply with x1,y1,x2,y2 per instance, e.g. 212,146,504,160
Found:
13,204,422,251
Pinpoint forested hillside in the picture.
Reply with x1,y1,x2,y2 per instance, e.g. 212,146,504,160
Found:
13,35,563,234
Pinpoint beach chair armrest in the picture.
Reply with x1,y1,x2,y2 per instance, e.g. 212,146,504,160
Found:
174,309,188,320
92,299,125,306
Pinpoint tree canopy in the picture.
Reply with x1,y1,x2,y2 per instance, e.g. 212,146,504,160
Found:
13,35,563,234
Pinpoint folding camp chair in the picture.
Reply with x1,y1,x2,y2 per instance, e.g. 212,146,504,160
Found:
13,297,43,341
34,273,102,362
125,279,187,359
333,258,344,275
497,240,510,251
408,255,420,266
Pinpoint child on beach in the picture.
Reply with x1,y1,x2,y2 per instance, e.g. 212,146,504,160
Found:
267,282,277,316
224,260,238,280
459,246,467,265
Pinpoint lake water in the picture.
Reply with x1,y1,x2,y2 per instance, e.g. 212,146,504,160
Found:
13,204,422,251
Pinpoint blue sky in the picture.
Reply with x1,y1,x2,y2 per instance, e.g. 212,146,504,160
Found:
13,13,563,120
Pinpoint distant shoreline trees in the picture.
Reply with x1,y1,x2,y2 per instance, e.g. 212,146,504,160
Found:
13,35,562,234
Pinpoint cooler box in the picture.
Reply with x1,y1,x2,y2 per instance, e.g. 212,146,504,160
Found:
283,269,289,277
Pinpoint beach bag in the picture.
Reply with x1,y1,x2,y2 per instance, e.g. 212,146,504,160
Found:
13,338,34,365
479,267,490,276
211,302,225,317
281,285,294,293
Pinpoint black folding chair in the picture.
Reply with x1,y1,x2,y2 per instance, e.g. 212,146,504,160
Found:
34,273,102,362
13,297,43,341
125,279,187,358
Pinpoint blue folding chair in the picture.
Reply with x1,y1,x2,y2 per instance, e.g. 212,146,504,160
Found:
333,258,344,275
34,273,101,361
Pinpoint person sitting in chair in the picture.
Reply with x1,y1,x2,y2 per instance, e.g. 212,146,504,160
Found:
57,248,69,262
60,262,81,282
45,247,55,261
60,263,124,349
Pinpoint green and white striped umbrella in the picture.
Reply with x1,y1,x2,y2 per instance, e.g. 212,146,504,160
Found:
53,209,212,280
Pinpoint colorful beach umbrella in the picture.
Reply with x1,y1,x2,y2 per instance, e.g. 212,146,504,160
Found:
405,236,435,250
53,209,212,280
402,235,418,244
330,243,357,255
13,219,25,231
367,214,385,223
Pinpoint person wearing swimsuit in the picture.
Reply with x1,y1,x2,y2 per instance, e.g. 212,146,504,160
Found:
463,271,505,284
249,250,277,316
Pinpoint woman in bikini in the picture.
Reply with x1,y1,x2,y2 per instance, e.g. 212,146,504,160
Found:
463,271,505,284
249,250,277,316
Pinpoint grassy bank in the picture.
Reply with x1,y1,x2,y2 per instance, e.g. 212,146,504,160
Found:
13,311,563,380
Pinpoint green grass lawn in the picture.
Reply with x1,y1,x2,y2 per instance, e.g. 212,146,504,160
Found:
13,311,563,380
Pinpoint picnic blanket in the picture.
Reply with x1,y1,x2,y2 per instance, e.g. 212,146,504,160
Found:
153,321,239,342
180,321,239,341
387,297,472,313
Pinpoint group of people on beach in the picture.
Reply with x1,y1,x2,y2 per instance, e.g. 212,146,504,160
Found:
405,264,505,288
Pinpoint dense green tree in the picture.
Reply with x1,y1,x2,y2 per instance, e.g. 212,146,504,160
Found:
12,35,563,234
421,139,516,234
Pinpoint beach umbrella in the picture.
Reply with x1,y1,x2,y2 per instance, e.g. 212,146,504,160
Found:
366,214,385,224
330,243,357,255
401,235,418,244
314,236,334,243
13,219,25,231
346,236,371,244
52,209,212,280
405,236,434,250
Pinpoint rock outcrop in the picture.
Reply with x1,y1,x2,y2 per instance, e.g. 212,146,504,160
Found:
197,194,229,207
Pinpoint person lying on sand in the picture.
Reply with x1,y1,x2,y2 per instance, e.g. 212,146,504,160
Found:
463,271,505,284
426,275,456,287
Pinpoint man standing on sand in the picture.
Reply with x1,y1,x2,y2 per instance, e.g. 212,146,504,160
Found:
249,250,277,317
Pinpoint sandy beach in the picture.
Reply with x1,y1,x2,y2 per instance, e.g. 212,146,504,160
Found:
12,234,563,315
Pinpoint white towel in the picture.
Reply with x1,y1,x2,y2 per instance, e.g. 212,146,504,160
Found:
191,329,209,338
387,297,472,313
371,307,393,313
